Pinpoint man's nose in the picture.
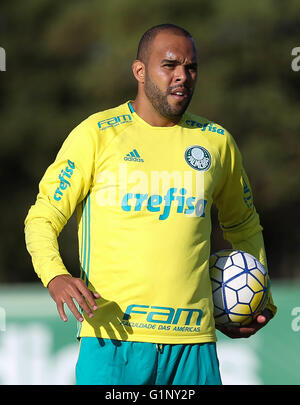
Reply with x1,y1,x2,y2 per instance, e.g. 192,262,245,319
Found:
174,65,188,83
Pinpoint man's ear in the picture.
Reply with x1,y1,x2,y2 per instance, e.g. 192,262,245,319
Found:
132,59,146,84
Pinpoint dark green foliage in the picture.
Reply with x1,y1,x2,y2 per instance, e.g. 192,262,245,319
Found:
1,0,299,281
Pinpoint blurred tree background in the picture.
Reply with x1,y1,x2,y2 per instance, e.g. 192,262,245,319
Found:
0,0,299,283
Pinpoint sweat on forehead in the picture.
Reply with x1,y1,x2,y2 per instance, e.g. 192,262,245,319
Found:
136,24,196,63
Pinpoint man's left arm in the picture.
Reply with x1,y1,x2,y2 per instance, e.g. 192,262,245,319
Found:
218,230,276,338
213,132,277,338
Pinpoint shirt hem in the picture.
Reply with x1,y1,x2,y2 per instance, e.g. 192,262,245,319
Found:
77,333,217,344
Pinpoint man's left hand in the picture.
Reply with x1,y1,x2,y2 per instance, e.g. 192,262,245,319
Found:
216,308,273,339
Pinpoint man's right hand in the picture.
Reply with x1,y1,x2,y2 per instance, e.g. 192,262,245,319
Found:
47,274,100,322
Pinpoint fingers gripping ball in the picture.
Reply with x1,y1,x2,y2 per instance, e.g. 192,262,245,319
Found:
209,250,270,327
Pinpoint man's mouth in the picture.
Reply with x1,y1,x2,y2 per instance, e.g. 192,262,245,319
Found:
169,87,189,101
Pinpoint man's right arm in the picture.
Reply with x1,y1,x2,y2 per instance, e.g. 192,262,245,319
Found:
25,215,99,322
24,120,99,321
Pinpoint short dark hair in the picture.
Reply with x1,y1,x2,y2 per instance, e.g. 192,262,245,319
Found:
136,24,195,63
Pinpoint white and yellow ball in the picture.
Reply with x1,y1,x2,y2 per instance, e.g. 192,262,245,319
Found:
209,250,270,326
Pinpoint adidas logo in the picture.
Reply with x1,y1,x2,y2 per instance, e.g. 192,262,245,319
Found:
124,149,144,162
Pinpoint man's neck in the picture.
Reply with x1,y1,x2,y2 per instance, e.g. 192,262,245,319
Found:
131,96,182,127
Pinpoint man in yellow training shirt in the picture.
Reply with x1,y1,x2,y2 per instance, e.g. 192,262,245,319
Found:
24,24,276,385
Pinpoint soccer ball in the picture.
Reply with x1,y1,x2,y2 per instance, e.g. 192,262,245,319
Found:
209,250,270,326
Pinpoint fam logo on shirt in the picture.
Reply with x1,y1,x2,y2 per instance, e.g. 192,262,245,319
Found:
98,114,132,131
184,146,211,171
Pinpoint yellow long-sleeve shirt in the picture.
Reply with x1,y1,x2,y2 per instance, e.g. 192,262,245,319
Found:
24,101,276,344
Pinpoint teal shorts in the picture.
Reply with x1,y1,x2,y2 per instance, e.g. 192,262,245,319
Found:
76,338,222,385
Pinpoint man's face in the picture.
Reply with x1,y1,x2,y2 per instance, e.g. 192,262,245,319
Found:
144,31,198,120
